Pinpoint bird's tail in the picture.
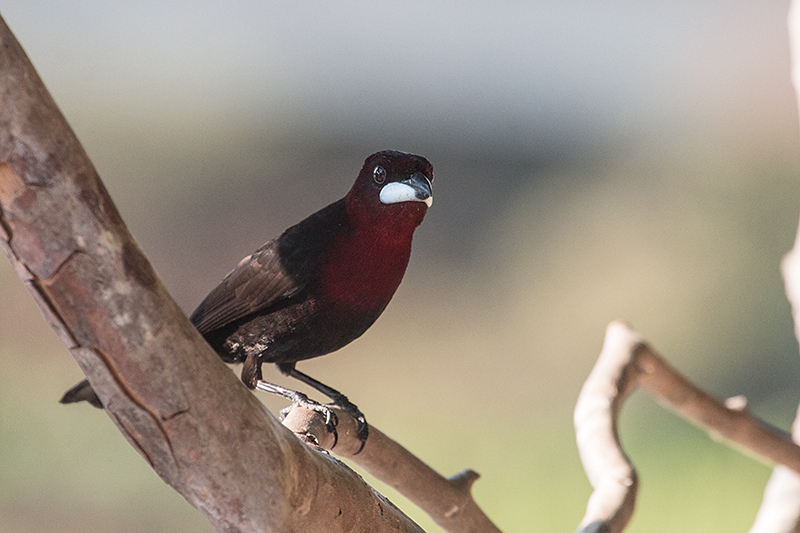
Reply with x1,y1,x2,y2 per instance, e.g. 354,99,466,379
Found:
60,379,104,409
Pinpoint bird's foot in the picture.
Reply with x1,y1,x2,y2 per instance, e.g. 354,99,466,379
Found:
275,365,369,452
255,380,339,444
329,393,369,453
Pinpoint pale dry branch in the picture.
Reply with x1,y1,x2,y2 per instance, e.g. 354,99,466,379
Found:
746,3,800,532
746,219,800,533
748,407,800,533
0,12,492,533
574,321,800,533
573,323,639,533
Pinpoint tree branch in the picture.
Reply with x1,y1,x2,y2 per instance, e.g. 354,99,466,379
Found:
574,4,800,524
0,13,430,533
746,3,800,532
748,407,800,533
747,188,800,533
574,321,800,533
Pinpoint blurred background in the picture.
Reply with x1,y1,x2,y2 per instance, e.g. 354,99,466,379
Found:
1,1,799,531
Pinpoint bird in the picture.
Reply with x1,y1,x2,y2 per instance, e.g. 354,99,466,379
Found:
61,149,434,449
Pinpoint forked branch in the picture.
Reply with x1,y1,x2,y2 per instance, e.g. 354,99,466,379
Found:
574,321,800,533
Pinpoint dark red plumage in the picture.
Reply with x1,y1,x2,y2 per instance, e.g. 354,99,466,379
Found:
191,150,432,372
62,150,433,448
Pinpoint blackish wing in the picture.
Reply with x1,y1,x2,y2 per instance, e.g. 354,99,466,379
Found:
189,199,350,335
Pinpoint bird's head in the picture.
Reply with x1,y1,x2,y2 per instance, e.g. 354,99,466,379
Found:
346,150,434,231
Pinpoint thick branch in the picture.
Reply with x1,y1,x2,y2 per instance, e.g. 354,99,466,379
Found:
0,13,423,533
574,321,800,533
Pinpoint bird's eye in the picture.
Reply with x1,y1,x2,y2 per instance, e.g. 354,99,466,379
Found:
373,165,387,184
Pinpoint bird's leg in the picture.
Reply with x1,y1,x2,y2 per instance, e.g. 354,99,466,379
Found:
240,352,263,389
245,354,338,443
277,362,369,451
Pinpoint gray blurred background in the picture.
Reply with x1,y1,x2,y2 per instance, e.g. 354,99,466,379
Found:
1,1,799,531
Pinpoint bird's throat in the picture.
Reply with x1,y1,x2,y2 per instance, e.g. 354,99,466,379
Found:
319,226,413,313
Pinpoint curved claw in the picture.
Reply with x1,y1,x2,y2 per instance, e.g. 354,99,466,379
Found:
354,419,368,454
295,396,340,447
332,395,369,454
